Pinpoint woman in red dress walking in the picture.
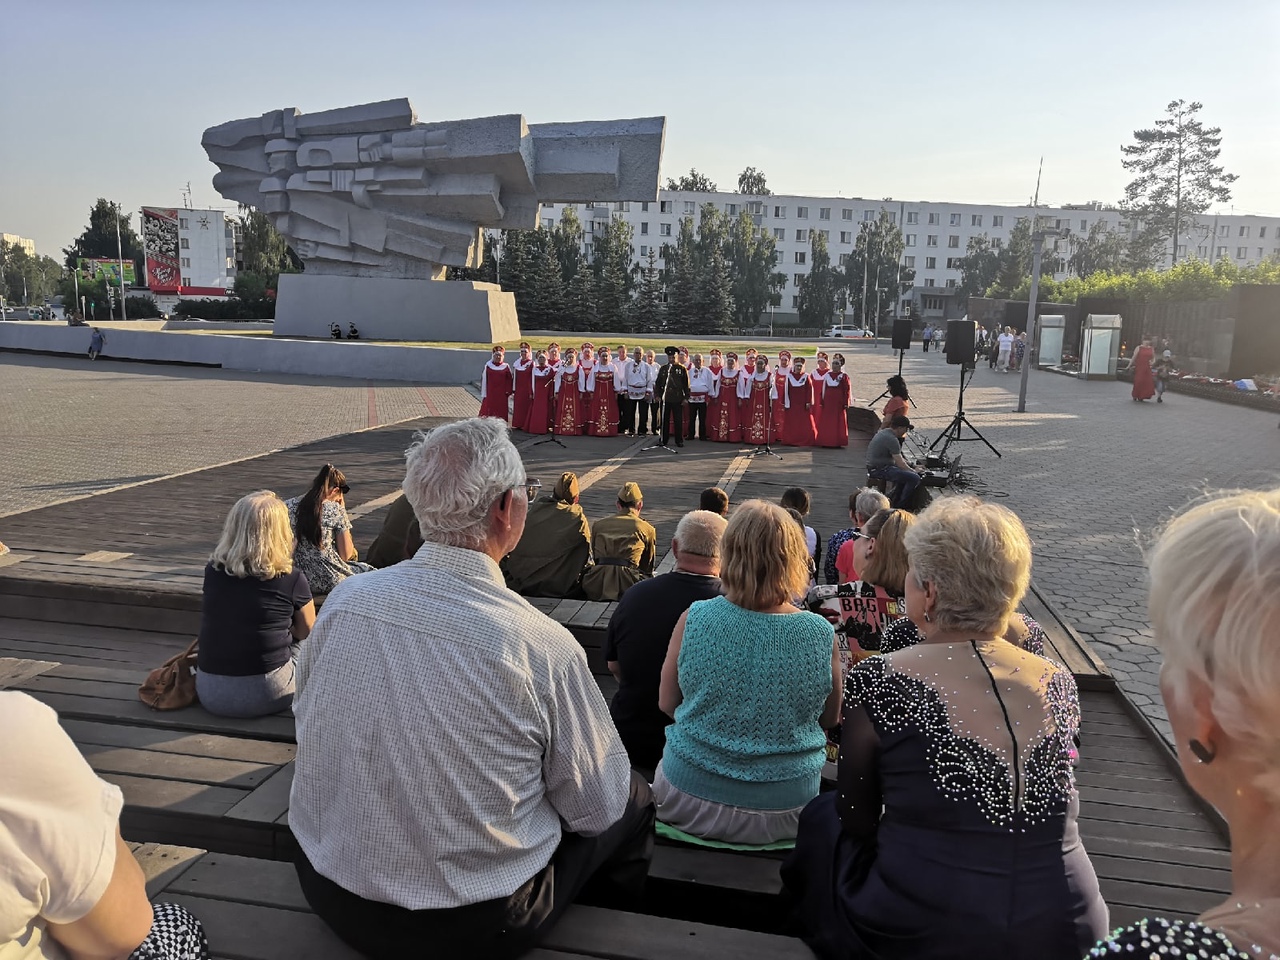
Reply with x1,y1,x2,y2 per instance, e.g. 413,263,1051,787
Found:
1128,338,1156,401
586,347,620,436
554,348,584,436
781,356,817,446
478,345,514,421
527,350,556,435
815,353,851,448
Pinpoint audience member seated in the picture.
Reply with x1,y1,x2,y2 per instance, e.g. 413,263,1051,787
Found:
605,510,727,774
654,500,841,844
581,482,657,602
1088,487,1280,959
881,606,1046,655
783,496,1109,959
0,692,210,959
781,487,821,582
285,464,374,593
500,472,591,597
866,417,922,511
699,486,729,517
828,488,891,585
290,418,654,960
807,508,914,670
196,491,316,718
880,375,911,427
365,494,420,568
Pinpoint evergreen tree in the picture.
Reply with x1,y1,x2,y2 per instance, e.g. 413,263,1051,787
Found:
693,244,734,335
528,235,566,327
592,216,635,332
629,247,665,332
663,218,699,334
566,265,596,331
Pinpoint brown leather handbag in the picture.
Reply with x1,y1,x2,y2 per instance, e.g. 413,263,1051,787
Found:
138,639,199,710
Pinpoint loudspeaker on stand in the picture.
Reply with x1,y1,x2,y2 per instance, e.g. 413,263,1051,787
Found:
945,320,976,366
891,317,913,351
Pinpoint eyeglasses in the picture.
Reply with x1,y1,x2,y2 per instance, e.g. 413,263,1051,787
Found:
517,479,542,502
338,484,351,495
851,530,874,541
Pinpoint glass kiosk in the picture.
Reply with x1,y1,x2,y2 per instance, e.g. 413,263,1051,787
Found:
1079,314,1123,380
1037,315,1066,368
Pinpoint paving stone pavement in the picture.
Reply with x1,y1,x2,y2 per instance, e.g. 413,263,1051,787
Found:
0,353,476,518
851,344,1280,743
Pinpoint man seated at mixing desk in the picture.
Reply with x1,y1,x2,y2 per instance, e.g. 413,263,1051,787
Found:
865,415,924,511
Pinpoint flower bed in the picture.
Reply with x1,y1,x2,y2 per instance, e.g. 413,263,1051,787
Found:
1117,367,1280,411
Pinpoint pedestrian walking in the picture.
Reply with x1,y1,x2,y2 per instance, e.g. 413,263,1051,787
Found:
87,327,105,360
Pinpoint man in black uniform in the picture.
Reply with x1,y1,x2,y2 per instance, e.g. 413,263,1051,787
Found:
653,346,691,448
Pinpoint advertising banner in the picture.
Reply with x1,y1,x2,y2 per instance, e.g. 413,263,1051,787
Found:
78,258,137,285
141,207,181,292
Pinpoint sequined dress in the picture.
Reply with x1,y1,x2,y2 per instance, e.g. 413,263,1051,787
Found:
782,639,1109,959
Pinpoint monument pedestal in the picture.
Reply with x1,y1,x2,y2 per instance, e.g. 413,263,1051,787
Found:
273,274,520,344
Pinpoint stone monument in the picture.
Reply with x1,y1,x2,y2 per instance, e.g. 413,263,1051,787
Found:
202,99,666,342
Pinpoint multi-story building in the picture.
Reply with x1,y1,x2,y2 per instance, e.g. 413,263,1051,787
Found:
139,206,239,298
1,234,36,257
537,191,1280,324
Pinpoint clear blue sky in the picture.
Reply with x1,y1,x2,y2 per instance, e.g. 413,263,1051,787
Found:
3,0,1277,259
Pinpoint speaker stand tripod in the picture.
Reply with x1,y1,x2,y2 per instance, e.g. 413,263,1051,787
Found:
530,432,567,449
929,365,1002,459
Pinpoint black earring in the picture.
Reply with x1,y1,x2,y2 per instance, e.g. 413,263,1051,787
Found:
1188,739,1216,764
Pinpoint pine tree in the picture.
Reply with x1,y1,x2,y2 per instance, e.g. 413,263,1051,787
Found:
663,218,699,334
629,247,666,332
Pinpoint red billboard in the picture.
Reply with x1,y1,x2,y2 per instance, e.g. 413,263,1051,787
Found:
142,207,181,292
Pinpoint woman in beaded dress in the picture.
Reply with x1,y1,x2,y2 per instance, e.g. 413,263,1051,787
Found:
1086,488,1280,959
783,496,1109,959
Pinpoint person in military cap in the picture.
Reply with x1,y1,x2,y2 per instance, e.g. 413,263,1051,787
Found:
653,346,691,449
581,482,657,602
500,472,592,597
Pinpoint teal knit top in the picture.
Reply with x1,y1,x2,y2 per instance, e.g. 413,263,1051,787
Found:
660,595,834,811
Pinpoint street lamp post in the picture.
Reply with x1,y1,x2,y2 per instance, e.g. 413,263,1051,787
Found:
1016,228,1059,413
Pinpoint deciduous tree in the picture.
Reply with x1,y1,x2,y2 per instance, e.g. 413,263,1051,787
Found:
62,199,143,277
797,231,840,329
737,167,771,196
841,210,914,325
665,168,718,193
1068,220,1129,278
238,206,299,283
1121,100,1237,266
724,212,783,330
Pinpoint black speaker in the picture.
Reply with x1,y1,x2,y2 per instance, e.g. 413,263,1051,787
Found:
945,320,977,365
891,317,913,351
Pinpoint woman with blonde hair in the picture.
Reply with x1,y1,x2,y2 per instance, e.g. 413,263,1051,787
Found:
196,491,316,718
655,499,841,843
1088,488,1280,958
784,496,1108,958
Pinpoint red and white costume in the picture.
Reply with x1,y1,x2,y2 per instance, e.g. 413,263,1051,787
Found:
511,349,535,432
478,355,514,421
781,368,817,446
554,359,584,435
584,357,620,437
741,365,777,445
815,369,851,448
709,360,742,443
528,361,556,435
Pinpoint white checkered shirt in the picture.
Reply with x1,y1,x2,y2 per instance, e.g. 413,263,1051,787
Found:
290,541,631,909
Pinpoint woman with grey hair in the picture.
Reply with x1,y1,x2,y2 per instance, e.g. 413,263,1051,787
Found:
1087,488,1280,959
784,496,1108,958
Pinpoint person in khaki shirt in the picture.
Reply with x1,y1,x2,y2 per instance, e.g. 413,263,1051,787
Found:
500,472,592,597
581,482,657,602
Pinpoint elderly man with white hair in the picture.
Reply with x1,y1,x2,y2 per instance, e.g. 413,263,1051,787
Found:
289,417,654,960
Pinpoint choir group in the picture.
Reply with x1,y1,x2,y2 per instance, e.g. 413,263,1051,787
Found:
477,341,854,448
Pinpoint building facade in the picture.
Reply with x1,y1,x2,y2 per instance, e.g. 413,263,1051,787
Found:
139,207,239,297
537,191,1280,325
1,234,36,257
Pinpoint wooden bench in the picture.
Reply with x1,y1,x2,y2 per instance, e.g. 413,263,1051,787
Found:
129,844,811,960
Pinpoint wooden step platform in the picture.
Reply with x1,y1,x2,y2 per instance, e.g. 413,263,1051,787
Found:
129,844,810,960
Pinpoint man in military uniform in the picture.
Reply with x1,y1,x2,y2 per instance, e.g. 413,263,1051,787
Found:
653,346,691,449
580,482,657,602
500,472,592,597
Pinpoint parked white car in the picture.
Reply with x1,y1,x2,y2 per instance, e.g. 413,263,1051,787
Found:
827,325,875,338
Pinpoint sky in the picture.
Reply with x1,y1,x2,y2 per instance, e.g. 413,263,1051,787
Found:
3,0,1278,260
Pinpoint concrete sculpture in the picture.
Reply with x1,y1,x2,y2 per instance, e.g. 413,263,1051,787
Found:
202,100,666,342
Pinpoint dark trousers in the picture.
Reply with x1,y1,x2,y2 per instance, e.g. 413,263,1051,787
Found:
661,401,685,446
922,340,930,352
868,465,922,510
687,402,707,439
296,770,655,960
618,396,635,434
638,400,655,434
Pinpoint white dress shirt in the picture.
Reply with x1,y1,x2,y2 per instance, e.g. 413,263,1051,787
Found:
688,366,714,403
290,541,630,910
